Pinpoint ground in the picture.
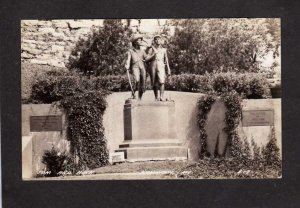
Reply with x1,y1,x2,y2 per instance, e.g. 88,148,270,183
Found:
27,159,281,180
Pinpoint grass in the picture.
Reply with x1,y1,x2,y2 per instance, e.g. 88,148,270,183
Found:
93,160,196,174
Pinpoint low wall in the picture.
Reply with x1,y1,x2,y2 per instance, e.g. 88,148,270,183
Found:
21,93,281,177
103,91,282,160
22,104,70,178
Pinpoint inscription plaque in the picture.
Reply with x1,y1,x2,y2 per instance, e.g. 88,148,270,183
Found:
30,115,62,132
242,110,274,126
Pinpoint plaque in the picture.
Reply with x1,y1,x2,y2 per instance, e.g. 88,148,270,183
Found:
30,115,62,132
242,110,274,126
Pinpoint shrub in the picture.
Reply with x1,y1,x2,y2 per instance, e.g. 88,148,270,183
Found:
21,62,66,103
67,20,132,76
262,127,281,168
165,74,213,93
41,147,69,177
212,72,271,98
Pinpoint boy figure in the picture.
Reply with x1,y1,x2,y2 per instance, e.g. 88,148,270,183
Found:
125,34,148,100
147,35,171,101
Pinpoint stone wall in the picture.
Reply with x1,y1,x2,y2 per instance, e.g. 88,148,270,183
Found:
21,20,105,67
21,19,168,68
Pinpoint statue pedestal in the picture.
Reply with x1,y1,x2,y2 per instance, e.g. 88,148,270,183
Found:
116,99,188,161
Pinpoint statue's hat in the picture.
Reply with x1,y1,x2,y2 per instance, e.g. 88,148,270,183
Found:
131,34,143,43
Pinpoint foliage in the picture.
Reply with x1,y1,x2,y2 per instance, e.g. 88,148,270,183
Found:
221,92,244,160
212,72,271,98
41,147,69,177
91,75,133,92
262,127,281,168
67,20,132,76
39,72,270,99
176,157,281,179
197,95,216,158
30,70,110,169
167,19,280,74
21,62,67,103
165,73,213,93
194,91,281,178
60,91,109,169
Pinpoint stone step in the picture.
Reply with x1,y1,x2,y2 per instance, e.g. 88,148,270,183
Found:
115,146,188,162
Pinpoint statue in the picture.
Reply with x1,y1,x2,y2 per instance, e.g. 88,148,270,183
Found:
146,35,171,101
125,34,148,100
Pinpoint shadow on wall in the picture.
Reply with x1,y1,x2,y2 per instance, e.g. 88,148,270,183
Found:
186,106,201,160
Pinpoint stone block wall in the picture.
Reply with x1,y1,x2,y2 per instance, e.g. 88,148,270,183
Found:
21,20,105,67
21,19,169,68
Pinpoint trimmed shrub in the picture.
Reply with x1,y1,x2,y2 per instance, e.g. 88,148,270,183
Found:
212,72,271,98
165,74,213,93
21,62,66,103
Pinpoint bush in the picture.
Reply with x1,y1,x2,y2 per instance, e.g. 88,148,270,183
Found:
165,74,213,93
30,70,110,104
67,20,132,76
21,62,66,103
262,127,281,168
41,147,69,177
212,72,271,98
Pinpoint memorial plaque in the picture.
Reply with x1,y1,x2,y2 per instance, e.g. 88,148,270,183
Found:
242,110,274,126
30,115,62,132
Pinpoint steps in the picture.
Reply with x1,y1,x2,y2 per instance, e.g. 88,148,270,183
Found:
115,139,188,162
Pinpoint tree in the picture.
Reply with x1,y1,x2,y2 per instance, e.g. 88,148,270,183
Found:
166,19,279,74
67,19,133,76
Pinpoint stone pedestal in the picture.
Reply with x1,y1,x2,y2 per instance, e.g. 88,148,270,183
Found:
116,100,188,161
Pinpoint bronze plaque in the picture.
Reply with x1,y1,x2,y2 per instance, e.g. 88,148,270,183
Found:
242,110,274,126
30,115,62,132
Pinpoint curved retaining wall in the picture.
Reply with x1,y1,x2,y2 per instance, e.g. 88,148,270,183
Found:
103,91,281,160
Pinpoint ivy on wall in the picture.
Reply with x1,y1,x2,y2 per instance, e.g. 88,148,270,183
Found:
60,91,109,169
197,95,216,158
197,92,243,159
197,92,281,175
220,92,243,159
30,70,111,170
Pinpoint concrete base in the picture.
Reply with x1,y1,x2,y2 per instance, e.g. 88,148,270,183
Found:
117,100,188,161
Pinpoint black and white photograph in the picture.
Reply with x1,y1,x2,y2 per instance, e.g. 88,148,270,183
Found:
21,18,282,180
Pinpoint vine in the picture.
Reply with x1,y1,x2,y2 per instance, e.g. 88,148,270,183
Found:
220,91,243,159
30,70,111,171
197,95,216,158
60,90,110,170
